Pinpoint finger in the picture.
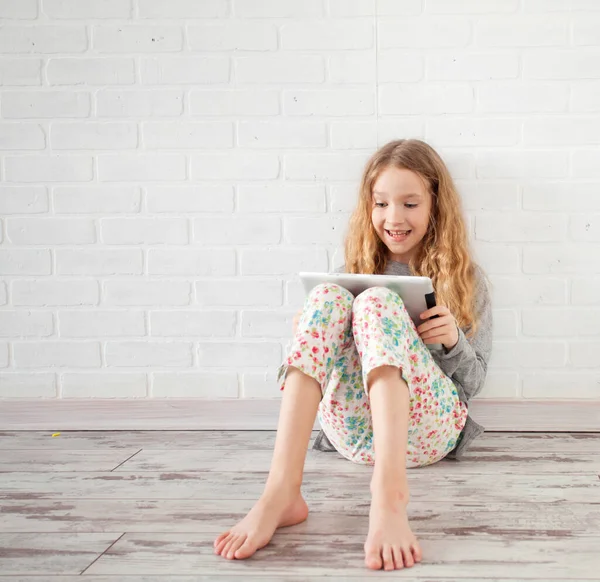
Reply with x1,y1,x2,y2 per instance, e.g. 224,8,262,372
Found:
418,316,452,334
421,334,446,344
420,305,450,320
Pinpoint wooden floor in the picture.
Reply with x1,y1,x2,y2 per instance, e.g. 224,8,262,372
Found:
0,431,599,580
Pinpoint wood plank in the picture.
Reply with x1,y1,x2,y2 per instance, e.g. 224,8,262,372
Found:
85,532,600,578
115,448,600,475
0,450,141,472
5,578,587,582
0,470,597,503
0,532,121,576
1,399,599,431
1,499,598,536
1,430,598,453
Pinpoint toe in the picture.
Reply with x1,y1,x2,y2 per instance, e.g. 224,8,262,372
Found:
364,544,383,570
215,533,233,555
214,531,228,548
234,535,256,559
411,542,423,563
228,534,247,559
381,544,394,571
392,546,405,569
222,536,237,559
402,546,415,567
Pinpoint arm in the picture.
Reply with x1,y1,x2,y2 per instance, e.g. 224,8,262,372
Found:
431,269,493,401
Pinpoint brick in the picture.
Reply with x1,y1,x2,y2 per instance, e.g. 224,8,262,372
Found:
48,58,135,85
284,216,348,245
0,311,54,338
51,122,138,150
196,279,283,307
62,373,146,398
188,22,277,51
97,89,183,117
141,56,229,84
98,154,186,181
59,310,145,337
0,187,48,214
191,153,279,180
0,250,51,275
523,307,600,336
236,55,324,84
150,311,236,337
197,341,281,367
238,121,326,149
241,248,328,275
477,81,567,113
0,374,56,398
106,341,193,367
379,17,470,48
92,25,183,53
153,372,238,398
148,249,235,276
475,212,567,242
14,341,101,368
53,186,141,214
523,245,600,273
0,124,45,150
1,91,91,118
143,121,233,149
101,218,188,244
13,280,99,306
43,0,133,18
238,184,326,213
475,15,567,46
0,58,41,85
193,216,281,245
281,20,373,50
489,276,567,306
146,185,234,213
283,89,374,116
138,0,229,18
190,89,279,116
7,218,96,244
380,84,473,114
0,26,87,53
104,280,192,307
56,250,143,275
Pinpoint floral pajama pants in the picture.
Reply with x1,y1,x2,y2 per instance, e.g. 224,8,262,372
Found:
277,284,468,469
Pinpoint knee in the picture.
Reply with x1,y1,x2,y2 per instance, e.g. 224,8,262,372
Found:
308,283,354,309
353,286,402,314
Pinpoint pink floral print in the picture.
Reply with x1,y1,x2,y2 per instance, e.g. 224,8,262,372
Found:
277,284,468,468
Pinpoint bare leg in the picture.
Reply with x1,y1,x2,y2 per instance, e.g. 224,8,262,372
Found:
363,365,423,571
214,367,321,560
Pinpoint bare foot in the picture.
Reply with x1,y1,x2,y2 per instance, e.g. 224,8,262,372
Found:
364,488,423,571
213,489,309,560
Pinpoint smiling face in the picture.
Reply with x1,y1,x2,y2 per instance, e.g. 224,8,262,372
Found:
371,166,433,264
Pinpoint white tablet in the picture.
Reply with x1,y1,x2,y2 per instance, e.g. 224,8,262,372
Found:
299,271,438,331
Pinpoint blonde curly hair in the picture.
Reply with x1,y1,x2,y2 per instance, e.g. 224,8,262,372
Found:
344,139,487,338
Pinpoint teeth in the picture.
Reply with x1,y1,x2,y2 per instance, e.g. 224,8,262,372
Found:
388,230,409,235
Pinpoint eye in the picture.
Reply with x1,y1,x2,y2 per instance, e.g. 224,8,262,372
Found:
374,202,418,209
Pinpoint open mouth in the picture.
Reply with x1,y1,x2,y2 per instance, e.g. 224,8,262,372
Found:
385,229,411,242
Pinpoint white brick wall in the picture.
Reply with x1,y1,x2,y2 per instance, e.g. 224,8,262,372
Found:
0,0,599,402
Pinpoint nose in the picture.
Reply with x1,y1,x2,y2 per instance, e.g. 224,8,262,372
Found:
386,204,406,227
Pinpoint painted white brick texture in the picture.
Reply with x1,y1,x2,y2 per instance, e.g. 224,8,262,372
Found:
0,0,598,404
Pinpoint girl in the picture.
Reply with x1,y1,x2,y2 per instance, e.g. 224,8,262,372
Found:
214,139,493,571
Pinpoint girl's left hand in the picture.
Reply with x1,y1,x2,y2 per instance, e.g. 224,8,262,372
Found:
417,306,459,351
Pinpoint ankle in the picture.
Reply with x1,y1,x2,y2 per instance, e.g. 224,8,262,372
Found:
370,475,410,502
264,477,302,498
